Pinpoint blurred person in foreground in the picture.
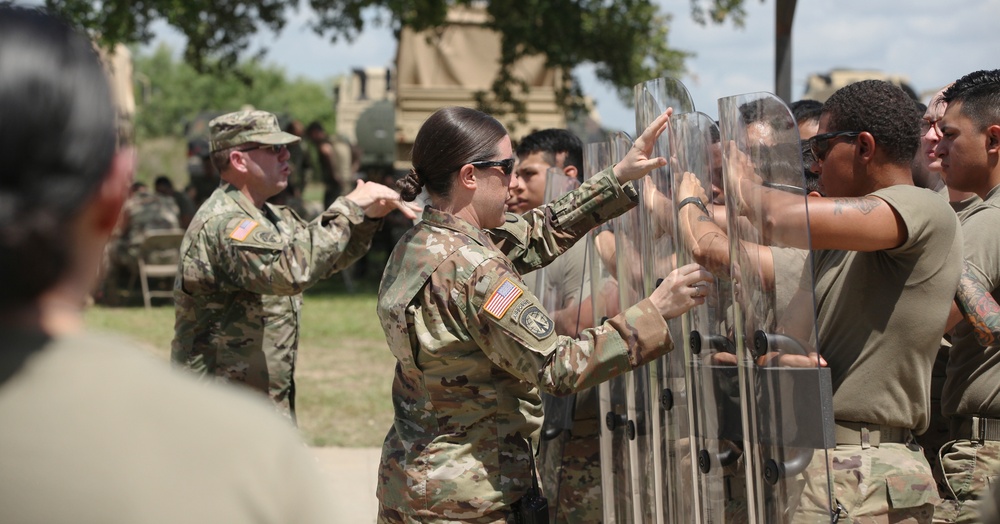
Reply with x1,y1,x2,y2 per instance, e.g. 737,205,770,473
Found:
171,109,413,422
376,106,712,523
0,5,339,522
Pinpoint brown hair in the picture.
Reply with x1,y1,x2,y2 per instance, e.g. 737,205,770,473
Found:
397,106,507,202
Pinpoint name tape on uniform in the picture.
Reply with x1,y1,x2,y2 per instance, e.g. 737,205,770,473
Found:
229,219,259,241
483,278,523,319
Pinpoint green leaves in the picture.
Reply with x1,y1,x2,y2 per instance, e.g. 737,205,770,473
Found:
44,0,731,119
132,45,335,139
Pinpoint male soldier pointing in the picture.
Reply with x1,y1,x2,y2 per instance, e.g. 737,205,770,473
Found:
172,110,413,422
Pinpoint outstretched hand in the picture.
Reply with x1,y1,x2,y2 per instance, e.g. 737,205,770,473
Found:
649,263,714,320
613,108,672,183
344,180,417,219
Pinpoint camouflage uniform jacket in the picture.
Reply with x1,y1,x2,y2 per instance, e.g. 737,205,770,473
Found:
172,183,378,418
115,192,181,265
376,169,676,520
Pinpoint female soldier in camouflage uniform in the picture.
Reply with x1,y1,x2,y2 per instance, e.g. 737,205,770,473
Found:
376,106,712,523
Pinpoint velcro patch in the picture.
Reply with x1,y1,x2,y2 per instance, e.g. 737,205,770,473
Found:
253,230,278,244
519,305,554,340
229,219,258,241
483,278,523,319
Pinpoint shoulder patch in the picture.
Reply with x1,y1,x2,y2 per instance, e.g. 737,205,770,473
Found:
229,219,258,241
519,305,554,340
483,277,524,319
253,229,279,244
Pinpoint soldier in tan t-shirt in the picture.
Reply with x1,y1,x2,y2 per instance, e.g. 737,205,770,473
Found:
934,69,1000,524
734,80,962,522
508,128,603,523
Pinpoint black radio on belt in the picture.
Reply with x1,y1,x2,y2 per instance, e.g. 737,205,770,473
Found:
517,485,548,524
516,438,549,524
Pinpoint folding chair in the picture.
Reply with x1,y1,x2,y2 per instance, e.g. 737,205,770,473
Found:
136,229,185,309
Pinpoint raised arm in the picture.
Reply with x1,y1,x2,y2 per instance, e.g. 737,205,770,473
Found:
729,141,906,251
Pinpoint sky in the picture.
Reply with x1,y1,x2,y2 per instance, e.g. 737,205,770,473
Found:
144,0,1000,132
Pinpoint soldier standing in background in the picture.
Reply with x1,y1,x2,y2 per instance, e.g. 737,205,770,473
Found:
172,109,413,422
283,119,313,192
306,121,352,207
154,175,195,228
508,128,604,523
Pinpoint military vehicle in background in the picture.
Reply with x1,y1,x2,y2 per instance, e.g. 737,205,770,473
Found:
801,68,919,102
96,43,136,145
335,5,575,178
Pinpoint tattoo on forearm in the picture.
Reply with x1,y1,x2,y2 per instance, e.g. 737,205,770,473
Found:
956,263,1000,346
831,197,880,216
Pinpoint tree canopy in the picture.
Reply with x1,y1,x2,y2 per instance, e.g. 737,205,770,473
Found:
133,45,336,139
41,0,764,115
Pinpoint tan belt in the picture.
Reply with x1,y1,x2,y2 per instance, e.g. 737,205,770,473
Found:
834,420,911,448
950,415,1000,442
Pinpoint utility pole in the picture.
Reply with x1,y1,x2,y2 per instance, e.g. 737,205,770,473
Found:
775,0,797,103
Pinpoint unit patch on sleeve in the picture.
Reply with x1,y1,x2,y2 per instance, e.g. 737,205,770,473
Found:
229,219,259,241
253,229,278,244
483,278,524,319
519,305,554,340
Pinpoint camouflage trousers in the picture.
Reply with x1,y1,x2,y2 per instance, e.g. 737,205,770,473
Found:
829,442,940,523
377,506,514,524
538,419,602,523
721,447,834,523
932,439,1000,524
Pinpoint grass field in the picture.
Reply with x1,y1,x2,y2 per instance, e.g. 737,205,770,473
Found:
84,277,397,447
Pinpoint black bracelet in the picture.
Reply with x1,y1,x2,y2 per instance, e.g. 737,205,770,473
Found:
678,196,709,216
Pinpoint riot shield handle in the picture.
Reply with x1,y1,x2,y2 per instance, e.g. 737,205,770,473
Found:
690,330,736,355
752,330,810,362
605,412,638,440
762,448,814,485
605,411,627,431
697,442,743,474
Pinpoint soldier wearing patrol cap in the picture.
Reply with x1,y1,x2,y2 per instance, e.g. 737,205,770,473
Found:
375,106,712,523
171,109,414,422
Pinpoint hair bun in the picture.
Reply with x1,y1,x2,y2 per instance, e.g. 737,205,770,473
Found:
408,168,424,187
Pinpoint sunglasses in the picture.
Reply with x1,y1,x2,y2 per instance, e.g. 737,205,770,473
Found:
469,158,515,177
919,118,941,135
808,131,860,161
238,144,288,154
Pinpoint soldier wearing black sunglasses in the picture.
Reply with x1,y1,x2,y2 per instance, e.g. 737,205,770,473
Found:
732,80,962,522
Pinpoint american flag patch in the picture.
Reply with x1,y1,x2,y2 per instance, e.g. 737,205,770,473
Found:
229,219,258,241
483,278,523,319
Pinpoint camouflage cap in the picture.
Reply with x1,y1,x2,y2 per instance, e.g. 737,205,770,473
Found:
209,110,300,152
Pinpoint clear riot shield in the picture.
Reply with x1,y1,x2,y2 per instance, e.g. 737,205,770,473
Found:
532,167,595,523
670,111,746,523
717,93,835,523
610,130,655,524
634,77,695,524
588,141,634,524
